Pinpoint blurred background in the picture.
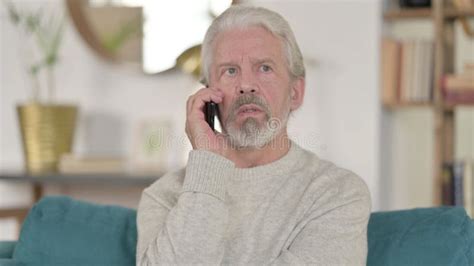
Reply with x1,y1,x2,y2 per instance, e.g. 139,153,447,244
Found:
0,0,473,240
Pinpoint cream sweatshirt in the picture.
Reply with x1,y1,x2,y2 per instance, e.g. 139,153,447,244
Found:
136,140,371,265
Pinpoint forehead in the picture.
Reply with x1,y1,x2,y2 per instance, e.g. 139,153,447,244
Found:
212,26,285,64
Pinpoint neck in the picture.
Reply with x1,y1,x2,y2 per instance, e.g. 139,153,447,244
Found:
227,130,291,168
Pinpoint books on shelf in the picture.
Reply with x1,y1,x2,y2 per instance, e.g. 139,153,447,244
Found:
453,0,474,8
442,64,474,104
381,37,434,106
442,159,473,218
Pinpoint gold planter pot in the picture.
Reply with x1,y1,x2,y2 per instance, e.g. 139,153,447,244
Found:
17,103,78,173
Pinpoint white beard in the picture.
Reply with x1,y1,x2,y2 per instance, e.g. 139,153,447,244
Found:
223,96,291,149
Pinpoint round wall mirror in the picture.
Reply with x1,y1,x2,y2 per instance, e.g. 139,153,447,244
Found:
65,0,235,77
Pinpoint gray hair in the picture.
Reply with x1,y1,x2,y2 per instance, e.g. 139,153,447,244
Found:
200,5,305,85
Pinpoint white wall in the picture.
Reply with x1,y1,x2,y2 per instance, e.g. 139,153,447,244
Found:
382,108,436,209
258,0,382,209
1,0,382,238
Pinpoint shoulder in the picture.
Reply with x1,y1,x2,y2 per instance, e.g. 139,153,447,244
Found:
141,167,186,210
320,159,370,200
295,146,371,209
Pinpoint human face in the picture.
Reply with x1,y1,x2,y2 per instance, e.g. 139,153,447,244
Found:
209,26,298,148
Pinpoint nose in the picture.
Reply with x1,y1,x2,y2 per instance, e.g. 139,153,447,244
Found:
237,68,258,95
238,86,256,94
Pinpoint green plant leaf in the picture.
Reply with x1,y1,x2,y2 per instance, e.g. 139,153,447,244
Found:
102,15,142,53
47,16,65,64
4,1,21,25
30,62,42,75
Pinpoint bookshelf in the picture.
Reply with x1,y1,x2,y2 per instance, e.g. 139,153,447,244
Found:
384,102,435,109
384,7,474,20
382,0,474,206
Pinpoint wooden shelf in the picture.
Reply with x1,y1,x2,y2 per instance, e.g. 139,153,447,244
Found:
443,103,474,110
384,7,474,20
383,102,434,109
384,8,432,20
0,171,161,186
383,102,474,110
444,8,474,19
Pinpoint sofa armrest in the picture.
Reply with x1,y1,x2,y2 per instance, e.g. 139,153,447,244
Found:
0,241,16,259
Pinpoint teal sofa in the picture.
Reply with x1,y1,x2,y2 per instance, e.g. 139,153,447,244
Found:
0,196,473,265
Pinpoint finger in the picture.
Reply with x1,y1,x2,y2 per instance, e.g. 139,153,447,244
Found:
190,93,223,117
209,87,225,98
189,90,224,115
186,87,207,116
194,87,224,100
186,95,192,116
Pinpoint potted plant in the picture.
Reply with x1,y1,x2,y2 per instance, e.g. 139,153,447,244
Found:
5,2,78,173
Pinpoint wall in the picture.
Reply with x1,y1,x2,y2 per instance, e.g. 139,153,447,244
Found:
254,0,381,210
0,0,382,239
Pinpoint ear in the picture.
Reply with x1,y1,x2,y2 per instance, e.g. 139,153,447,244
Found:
289,77,305,111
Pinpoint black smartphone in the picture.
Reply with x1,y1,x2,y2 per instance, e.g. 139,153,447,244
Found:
205,101,218,131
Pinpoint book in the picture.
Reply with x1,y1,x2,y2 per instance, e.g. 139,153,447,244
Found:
442,162,454,205
381,38,401,105
381,38,434,105
442,74,474,91
453,161,464,206
400,41,411,102
441,63,474,104
443,90,474,104
453,0,474,8
442,160,474,217
464,160,473,218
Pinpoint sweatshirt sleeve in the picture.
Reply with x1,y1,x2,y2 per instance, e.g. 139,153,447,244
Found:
270,173,372,265
136,150,233,265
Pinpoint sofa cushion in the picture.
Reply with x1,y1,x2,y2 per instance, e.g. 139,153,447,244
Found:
0,258,23,266
12,196,137,266
0,241,16,259
11,196,474,265
368,206,474,266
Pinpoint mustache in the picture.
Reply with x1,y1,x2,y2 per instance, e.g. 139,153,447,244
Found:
229,94,271,117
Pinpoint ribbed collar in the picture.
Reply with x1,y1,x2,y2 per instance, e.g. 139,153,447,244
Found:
226,139,304,183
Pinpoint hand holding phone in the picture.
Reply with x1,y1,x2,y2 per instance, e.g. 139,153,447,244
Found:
185,85,224,153
205,101,217,131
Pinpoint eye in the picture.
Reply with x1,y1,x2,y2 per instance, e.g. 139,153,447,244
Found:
259,64,272,73
225,67,237,76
